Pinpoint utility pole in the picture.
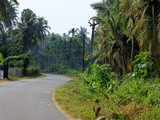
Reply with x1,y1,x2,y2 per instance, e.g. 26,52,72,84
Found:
88,20,98,75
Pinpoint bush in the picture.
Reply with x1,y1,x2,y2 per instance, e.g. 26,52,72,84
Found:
27,66,40,76
131,52,155,79
111,79,160,106
85,64,119,98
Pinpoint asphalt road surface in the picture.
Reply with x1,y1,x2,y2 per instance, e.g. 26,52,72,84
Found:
0,74,71,120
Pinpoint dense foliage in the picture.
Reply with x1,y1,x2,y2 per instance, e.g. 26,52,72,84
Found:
91,0,160,76
56,52,159,119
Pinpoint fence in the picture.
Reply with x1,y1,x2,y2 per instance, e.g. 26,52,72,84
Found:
0,69,3,79
8,67,23,77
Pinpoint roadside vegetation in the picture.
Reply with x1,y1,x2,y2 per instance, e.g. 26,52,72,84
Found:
55,0,160,120
55,52,160,120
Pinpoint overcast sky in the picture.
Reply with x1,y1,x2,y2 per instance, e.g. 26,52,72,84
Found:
18,0,100,35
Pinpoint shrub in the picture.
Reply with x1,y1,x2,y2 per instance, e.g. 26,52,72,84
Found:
132,52,155,79
27,66,40,76
111,79,160,106
85,64,119,98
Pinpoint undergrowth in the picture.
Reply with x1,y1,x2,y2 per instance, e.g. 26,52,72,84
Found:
54,73,160,120
54,52,160,120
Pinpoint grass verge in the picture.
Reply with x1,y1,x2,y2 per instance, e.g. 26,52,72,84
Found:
54,76,109,120
0,74,46,82
54,75,160,120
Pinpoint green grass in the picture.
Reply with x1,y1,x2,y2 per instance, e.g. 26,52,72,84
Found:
54,75,160,120
54,76,119,120
54,78,98,120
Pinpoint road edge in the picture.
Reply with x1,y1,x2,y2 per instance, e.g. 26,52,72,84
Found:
52,91,75,120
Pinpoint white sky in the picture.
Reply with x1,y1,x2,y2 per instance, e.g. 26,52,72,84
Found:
18,0,100,36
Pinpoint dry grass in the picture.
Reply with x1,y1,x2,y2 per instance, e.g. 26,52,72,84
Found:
0,79,9,83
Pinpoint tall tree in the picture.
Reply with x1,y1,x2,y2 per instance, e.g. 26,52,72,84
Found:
15,9,50,53
134,0,160,75
79,27,88,72
91,0,130,74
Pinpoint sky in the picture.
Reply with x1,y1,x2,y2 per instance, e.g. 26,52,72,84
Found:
18,0,100,36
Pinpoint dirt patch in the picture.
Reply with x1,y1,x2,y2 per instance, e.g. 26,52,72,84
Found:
0,79,9,83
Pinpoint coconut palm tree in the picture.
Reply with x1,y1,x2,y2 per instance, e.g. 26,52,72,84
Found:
91,0,131,74
132,0,160,75
0,0,18,27
78,27,89,72
15,9,50,53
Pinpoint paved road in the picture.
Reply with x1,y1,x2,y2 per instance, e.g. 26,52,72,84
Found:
0,74,71,120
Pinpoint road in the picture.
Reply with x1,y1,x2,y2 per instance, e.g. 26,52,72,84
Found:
0,74,71,120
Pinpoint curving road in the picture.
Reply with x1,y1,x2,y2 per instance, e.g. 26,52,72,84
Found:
0,74,71,120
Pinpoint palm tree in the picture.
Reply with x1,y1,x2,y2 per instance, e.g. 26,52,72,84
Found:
79,27,88,72
120,0,139,72
36,17,50,41
91,0,131,74
15,9,50,53
68,28,79,37
68,28,79,68
132,0,160,75
0,0,18,27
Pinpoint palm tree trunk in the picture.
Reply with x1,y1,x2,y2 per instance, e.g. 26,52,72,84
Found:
114,59,120,76
131,18,135,72
131,35,135,72
23,57,29,76
3,51,9,79
121,52,127,74
3,62,9,79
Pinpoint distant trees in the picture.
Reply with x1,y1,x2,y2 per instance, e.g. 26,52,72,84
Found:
30,27,90,72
